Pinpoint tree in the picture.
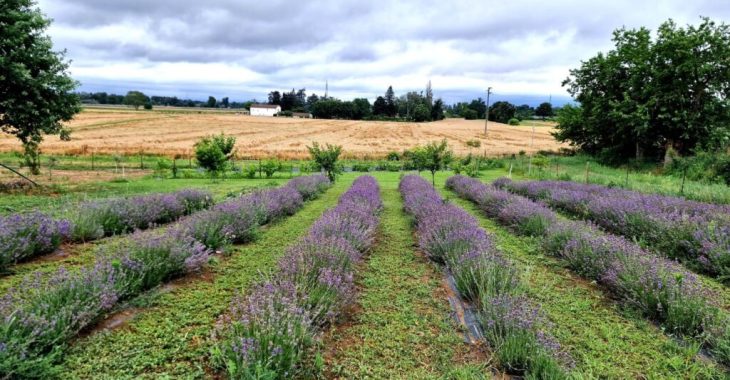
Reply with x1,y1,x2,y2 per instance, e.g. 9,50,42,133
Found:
468,98,487,119
0,0,80,175
412,104,431,122
515,104,534,120
431,99,445,121
462,109,478,120
281,89,297,111
194,133,236,178
488,101,516,123
351,98,372,120
307,142,342,182
268,91,281,105
124,91,147,110
559,18,730,164
421,139,452,186
535,102,553,120
306,93,319,109
425,80,433,107
384,86,397,117
372,96,388,116
206,96,217,108
220,97,229,108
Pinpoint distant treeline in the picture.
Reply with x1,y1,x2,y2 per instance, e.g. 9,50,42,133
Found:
78,92,253,109
78,88,556,124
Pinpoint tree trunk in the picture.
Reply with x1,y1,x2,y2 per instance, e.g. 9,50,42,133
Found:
635,142,643,161
663,140,676,169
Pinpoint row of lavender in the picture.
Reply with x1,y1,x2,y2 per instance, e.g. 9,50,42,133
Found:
493,179,730,281
211,176,381,379
0,189,214,273
400,175,571,377
446,175,730,366
0,175,331,378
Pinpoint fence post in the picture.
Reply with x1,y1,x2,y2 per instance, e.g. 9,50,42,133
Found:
140,153,144,170
508,162,513,178
585,161,590,184
91,151,95,171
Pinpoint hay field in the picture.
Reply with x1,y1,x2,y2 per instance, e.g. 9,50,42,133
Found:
0,109,566,159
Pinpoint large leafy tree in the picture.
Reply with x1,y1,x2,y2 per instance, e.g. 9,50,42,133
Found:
558,18,730,164
124,91,147,110
1,0,80,174
535,102,553,120
488,101,516,123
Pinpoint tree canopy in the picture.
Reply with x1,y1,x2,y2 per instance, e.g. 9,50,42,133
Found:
488,101,516,123
307,142,342,182
556,17,730,163
124,91,148,110
535,102,553,119
0,0,80,174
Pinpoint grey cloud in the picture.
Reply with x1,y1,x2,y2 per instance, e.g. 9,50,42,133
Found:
37,0,730,104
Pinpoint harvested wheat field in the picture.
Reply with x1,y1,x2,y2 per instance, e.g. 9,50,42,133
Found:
0,108,566,159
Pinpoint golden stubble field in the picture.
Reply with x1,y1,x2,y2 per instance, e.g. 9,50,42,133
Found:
0,109,567,159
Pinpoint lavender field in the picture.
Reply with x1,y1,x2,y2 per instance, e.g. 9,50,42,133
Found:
1,172,729,379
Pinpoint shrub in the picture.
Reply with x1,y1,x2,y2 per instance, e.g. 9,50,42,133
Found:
352,163,370,172
463,109,478,120
307,142,342,182
386,151,400,161
508,118,520,125
261,159,283,178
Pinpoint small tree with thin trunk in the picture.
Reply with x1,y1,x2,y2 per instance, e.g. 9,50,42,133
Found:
307,142,342,182
422,139,453,185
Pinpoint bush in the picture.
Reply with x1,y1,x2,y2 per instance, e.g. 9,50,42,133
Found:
307,142,342,182
243,165,257,179
508,118,520,125
352,163,370,172
194,134,236,177
386,151,400,161
261,160,283,178
277,110,293,117
463,109,478,120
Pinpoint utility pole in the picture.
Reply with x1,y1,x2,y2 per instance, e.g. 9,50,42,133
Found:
484,87,492,135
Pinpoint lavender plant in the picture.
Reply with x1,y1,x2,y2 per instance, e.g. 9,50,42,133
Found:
400,175,570,378
0,175,330,378
69,189,214,242
446,174,730,365
494,178,730,281
212,175,381,379
0,212,70,272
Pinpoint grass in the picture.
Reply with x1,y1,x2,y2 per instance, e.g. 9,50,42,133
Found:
506,154,730,203
322,174,488,379
0,176,287,215
57,176,350,378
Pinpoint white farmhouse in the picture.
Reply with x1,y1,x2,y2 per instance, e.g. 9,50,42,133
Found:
250,103,281,117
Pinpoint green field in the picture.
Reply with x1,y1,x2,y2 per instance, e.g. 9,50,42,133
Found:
1,167,729,378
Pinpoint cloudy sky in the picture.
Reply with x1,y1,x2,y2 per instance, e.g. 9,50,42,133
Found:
38,0,730,105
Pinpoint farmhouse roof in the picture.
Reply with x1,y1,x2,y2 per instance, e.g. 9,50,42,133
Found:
251,103,280,109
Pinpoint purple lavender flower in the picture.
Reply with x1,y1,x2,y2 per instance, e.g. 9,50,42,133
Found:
212,175,381,378
448,174,730,362
495,178,730,280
